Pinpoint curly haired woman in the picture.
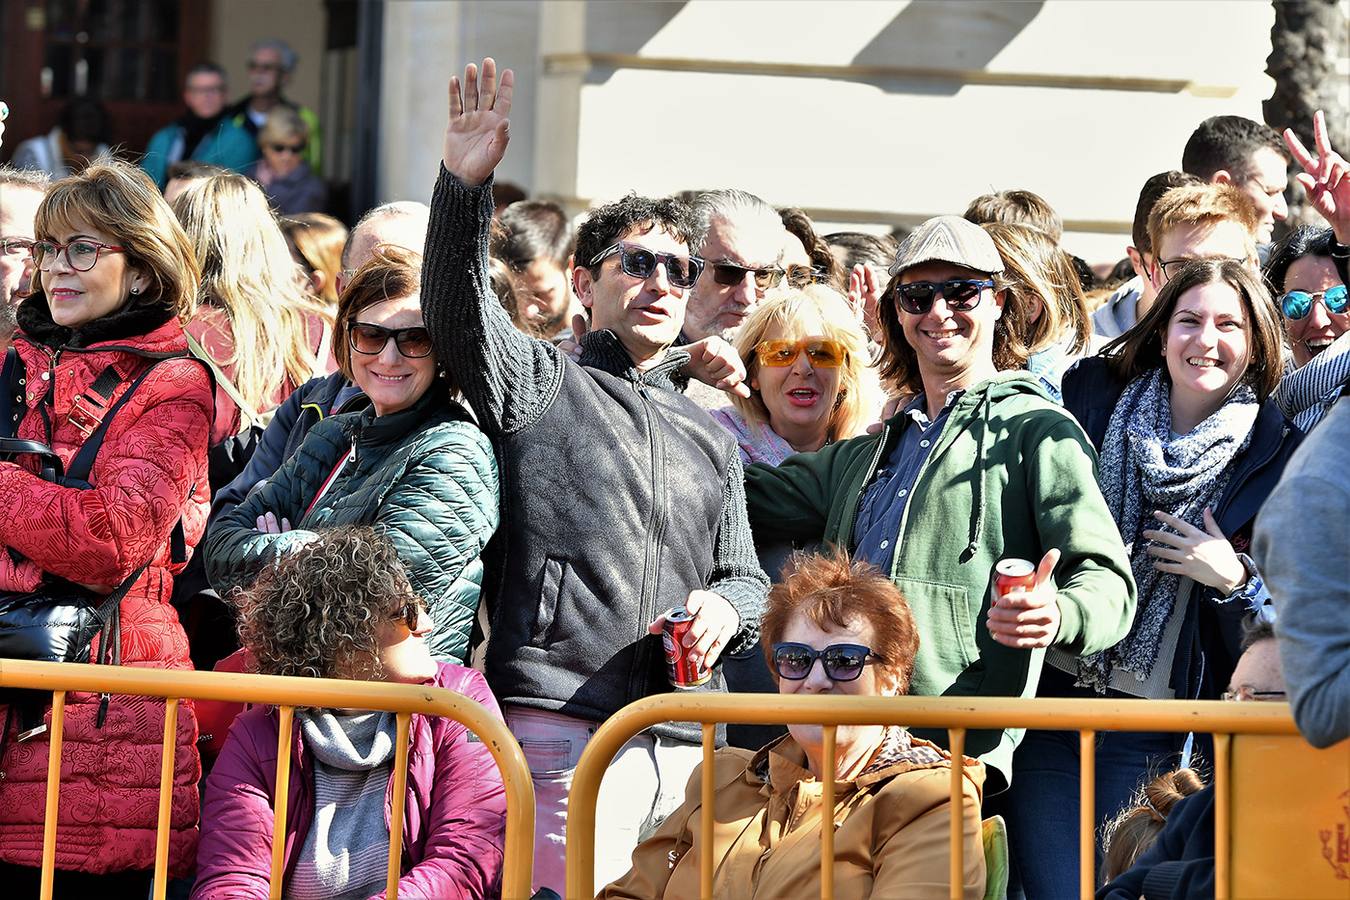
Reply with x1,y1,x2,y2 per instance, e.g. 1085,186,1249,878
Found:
193,526,506,900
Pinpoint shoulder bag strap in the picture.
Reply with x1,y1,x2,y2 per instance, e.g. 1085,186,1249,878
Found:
184,329,265,432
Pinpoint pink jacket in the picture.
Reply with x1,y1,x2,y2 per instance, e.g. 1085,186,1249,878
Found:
192,663,507,899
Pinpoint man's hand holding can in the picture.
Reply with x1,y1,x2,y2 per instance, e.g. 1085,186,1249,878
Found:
987,549,1062,649
648,589,741,683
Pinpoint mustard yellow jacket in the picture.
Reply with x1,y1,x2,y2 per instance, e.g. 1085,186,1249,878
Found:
601,730,986,899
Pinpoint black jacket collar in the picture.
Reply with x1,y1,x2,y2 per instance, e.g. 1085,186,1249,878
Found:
16,295,177,350
577,328,689,390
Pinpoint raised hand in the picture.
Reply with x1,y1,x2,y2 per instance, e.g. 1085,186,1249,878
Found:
847,263,885,342
1284,110,1350,244
443,58,514,187
555,312,590,362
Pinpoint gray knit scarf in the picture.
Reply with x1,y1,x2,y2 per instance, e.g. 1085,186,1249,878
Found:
1078,368,1258,691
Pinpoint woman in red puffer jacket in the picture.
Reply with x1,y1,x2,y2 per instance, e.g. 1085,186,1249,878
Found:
0,161,212,898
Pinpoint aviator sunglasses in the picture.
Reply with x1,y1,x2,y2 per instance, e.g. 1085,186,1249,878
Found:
588,242,704,290
894,278,995,315
754,337,847,369
348,322,434,358
1280,284,1349,320
771,642,884,682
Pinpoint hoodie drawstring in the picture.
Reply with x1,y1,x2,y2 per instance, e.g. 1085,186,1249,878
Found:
961,390,993,563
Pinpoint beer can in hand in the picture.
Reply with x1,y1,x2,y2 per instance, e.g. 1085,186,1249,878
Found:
662,606,711,689
994,558,1036,603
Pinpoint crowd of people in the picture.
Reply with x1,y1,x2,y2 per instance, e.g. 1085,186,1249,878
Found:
0,50,1347,900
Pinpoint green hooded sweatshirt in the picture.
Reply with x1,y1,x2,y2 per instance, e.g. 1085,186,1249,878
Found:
745,372,1136,791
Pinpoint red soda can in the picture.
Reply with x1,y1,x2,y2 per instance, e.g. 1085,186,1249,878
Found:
662,606,711,689
994,558,1036,602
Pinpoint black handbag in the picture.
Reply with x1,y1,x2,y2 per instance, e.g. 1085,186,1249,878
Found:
0,348,178,672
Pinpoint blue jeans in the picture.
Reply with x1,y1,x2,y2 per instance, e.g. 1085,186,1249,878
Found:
987,727,1189,899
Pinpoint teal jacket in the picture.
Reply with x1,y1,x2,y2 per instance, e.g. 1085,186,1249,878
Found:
204,392,499,664
745,372,1135,790
140,117,260,189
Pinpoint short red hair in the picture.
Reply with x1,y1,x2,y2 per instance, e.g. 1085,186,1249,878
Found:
761,549,919,693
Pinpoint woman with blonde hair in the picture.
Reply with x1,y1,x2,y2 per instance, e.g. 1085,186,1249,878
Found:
0,160,212,895
247,105,326,215
982,221,1094,399
172,172,331,448
711,283,879,465
281,211,347,309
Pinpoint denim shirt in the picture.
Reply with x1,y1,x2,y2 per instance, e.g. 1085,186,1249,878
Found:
852,391,962,573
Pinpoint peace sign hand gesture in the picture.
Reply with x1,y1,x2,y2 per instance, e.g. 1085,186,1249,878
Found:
444,58,514,187
1284,110,1350,245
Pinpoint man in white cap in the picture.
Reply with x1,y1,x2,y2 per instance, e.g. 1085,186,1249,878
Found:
746,214,1136,794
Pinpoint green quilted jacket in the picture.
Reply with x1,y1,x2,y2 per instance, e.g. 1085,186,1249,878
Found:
204,391,499,663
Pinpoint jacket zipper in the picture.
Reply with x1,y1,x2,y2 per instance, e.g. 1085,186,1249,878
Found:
630,381,667,700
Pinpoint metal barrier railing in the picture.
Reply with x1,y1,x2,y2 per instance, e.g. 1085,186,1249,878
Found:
565,693,1302,900
0,659,535,900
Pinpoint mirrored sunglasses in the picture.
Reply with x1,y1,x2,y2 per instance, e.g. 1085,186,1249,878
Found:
1280,284,1349,320
588,242,704,290
895,278,994,315
770,641,882,682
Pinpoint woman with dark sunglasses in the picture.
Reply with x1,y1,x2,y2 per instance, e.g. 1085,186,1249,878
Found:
246,105,327,215
195,527,506,899
1263,224,1350,432
710,284,881,466
205,245,499,666
604,549,988,899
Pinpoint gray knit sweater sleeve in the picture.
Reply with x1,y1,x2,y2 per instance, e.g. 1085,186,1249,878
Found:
1272,328,1350,427
421,166,565,436
710,452,770,658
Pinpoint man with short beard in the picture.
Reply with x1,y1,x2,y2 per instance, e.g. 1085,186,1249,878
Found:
0,166,48,352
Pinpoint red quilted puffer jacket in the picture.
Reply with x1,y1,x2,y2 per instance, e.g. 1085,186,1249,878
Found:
0,300,213,877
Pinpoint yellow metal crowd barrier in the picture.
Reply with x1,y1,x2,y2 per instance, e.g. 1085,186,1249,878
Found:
565,693,1326,900
0,659,535,900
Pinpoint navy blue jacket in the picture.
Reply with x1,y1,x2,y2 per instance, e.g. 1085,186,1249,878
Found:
1061,357,1302,699
209,371,366,525
1098,785,1215,899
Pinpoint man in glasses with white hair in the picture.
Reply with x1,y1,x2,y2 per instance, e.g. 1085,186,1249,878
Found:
419,59,768,895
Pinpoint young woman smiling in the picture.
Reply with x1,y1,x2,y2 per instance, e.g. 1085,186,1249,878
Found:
204,246,499,665
998,258,1301,898
710,284,879,465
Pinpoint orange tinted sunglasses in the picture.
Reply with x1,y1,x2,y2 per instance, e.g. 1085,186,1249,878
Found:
753,338,846,368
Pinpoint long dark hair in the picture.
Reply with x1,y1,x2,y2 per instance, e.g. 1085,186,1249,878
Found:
1100,258,1285,401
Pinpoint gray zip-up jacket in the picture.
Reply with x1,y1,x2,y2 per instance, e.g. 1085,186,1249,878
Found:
420,169,768,742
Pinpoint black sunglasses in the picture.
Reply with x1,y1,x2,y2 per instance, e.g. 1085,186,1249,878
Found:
588,242,704,290
711,260,785,290
895,278,994,315
348,322,434,358
268,142,306,155
395,599,424,631
771,642,883,682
